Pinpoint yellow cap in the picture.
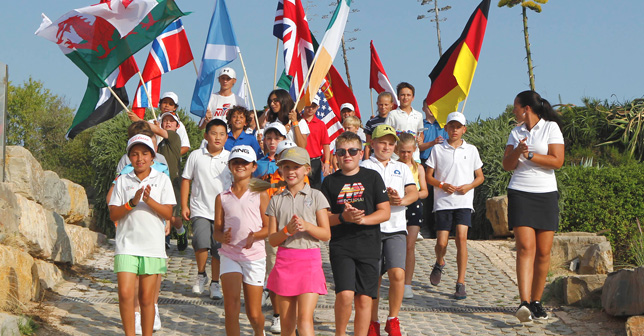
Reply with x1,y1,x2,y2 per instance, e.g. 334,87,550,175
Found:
371,124,399,141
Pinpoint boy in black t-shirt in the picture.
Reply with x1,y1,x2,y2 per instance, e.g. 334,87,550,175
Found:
321,131,391,336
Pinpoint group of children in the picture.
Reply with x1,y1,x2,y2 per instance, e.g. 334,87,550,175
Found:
109,72,487,336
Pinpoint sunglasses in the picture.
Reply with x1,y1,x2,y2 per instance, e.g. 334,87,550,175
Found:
335,148,361,157
269,98,280,103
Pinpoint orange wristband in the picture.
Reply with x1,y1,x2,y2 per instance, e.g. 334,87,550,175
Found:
282,226,293,237
124,201,133,211
292,121,299,127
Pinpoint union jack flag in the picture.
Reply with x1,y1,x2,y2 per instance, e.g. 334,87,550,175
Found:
133,19,194,117
273,0,314,100
316,83,344,142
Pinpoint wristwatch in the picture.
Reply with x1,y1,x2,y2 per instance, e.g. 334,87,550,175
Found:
527,152,534,160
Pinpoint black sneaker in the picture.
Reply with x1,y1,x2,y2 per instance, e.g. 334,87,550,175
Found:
454,283,467,300
430,263,444,286
515,301,533,323
530,301,548,320
176,231,188,251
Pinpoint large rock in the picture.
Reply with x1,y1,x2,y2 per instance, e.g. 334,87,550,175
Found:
41,170,71,216
0,182,20,235
0,245,37,310
16,195,55,259
602,267,644,316
551,233,608,270
579,241,614,274
627,316,644,336
33,260,63,295
485,195,513,237
4,146,44,202
65,224,106,263
62,179,89,225
0,313,24,336
564,274,606,307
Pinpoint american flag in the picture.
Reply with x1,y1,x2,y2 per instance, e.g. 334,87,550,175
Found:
316,87,344,142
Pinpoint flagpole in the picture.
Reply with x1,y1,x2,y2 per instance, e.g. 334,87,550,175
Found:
136,72,158,120
237,51,260,130
192,59,199,76
273,39,280,89
370,89,375,118
293,60,317,110
460,93,471,115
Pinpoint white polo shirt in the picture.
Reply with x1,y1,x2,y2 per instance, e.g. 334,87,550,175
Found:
507,119,564,193
360,156,415,233
110,169,176,258
182,148,232,220
385,108,425,162
427,140,483,211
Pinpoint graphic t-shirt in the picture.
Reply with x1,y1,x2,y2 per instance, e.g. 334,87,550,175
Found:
206,92,248,121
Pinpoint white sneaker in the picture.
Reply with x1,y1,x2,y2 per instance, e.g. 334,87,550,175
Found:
270,315,281,334
417,232,424,241
403,285,414,299
134,311,142,335
153,304,161,331
261,288,270,306
209,282,223,300
192,273,209,294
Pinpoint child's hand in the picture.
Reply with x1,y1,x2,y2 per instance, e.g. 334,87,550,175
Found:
387,187,402,206
244,231,255,249
455,184,472,195
205,109,213,122
223,227,232,244
289,109,298,124
132,187,144,206
182,207,191,221
343,203,365,224
286,215,299,236
165,220,171,236
441,183,457,194
434,136,444,146
142,185,152,204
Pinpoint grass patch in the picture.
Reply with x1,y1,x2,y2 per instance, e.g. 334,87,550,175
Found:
18,316,38,335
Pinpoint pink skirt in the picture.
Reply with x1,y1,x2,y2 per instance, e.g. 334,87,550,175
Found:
266,247,327,296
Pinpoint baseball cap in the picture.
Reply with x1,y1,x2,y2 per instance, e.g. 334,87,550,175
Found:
277,146,311,166
311,94,320,106
264,122,288,137
218,67,237,79
446,112,466,125
229,145,257,163
160,112,180,124
160,92,178,105
371,124,400,141
340,103,355,111
275,140,297,156
126,134,156,156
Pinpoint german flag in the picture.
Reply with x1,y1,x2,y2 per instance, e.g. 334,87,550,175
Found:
424,0,490,127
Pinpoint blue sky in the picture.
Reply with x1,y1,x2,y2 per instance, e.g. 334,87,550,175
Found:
2,1,643,126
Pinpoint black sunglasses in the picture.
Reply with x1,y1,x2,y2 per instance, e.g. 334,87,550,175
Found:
335,148,361,157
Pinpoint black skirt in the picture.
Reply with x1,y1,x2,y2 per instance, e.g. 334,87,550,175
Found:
507,189,559,231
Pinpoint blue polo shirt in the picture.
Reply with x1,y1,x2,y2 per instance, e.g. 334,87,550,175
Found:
254,156,278,178
225,130,263,158
421,119,448,161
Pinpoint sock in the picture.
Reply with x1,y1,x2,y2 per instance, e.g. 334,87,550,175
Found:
176,226,185,235
198,271,207,277
404,284,412,290
387,316,397,321
273,314,280,318
211,280,219,285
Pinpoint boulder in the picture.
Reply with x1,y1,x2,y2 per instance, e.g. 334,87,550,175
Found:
564,274,606,307
485,195,513,237
627,316,644,336
4,146,44,202
50,213,74,263
33,260,63,295
0,313,23,336
0,245,37,310
0,182,20,235
61,179,89,225
65,224,106,264
602,267,644,316
16,195,55,259
579,241,614,275
551,233,608,269
40,170,71,216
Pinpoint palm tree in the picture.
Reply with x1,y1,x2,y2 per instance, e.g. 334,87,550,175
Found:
417,0,452,57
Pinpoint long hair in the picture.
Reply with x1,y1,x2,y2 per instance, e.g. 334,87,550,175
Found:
266,89,296,125
396,132,418,171
515,90,563,129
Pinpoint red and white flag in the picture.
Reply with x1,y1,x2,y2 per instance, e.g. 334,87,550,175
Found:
369,40,399,107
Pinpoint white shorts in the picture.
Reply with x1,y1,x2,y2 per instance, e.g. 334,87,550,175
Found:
220,254,266,286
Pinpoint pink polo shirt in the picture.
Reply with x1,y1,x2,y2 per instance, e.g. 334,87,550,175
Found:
218,188,266,262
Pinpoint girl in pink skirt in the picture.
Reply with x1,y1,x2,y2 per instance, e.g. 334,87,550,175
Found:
266,147,331,336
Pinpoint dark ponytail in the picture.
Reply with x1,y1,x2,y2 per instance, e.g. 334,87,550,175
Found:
515,90,562,129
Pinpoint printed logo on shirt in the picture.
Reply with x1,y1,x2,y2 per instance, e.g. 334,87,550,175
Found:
337,183,365,204
213,103,232,118
393,169,401,176
304,197,313,207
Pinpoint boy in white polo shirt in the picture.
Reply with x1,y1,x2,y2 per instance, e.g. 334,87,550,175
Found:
384,82,425,163
181,119,232,300
361,124,418,336
425,112,484,300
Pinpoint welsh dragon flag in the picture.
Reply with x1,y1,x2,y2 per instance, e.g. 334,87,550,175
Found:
35,0,185,88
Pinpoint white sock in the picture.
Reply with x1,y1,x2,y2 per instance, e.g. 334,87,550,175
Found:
405,284,412,290
175,226,185,235
387,316,397,321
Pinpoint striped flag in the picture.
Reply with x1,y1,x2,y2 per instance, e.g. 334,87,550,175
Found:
369,40,399,107
316,84,343,142
425,0,490,127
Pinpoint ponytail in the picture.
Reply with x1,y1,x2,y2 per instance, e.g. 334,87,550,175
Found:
516,90,563,129
249,178,286,192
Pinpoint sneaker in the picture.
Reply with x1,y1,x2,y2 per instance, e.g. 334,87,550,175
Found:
454,283,467,300
515,301,533,323
403,285,414,299
261,288,270,306
270,315,281,334
429,263,444,286
384,317,401,336
176,230,188,251
192,273,209,294
416,232,424,241
153,304,161,331
209,282,223,300
367,320,381,336
134,311,142,335
530,301,549,320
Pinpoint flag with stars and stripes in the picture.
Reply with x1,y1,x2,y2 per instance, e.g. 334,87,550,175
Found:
315,84,343,142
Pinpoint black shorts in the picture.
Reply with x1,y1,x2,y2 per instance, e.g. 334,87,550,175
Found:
508,189,559,231
435,209,472,231
329,250,380,299
406,199,424,226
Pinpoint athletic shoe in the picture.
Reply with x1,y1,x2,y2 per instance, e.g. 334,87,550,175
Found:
416,232,424,241
270,315,281,334
530,300,549,320
403,285,414,299
429,262,445,286
209,282,223,300
192,273,209,294
134,311,142,335
261,288,270,306
153,304,161,330
515,301,533,323
367,320,381,336
176,230,188,251
384,317,401,336
454,283,467,300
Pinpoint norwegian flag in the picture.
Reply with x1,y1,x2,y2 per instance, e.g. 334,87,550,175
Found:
316,82,344,142
273,0,315,100
133,19,194,117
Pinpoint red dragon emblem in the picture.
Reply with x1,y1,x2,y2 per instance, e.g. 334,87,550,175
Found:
56,15,117,59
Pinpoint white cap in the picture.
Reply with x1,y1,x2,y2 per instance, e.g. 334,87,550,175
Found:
340,103,355,111
264,122,287,137
160,112,180,124
126,134,156,156
229,145,257,163
218,67,237,79
445,112,466,125
160,91,178,105
311,94,320,106
275,140,297,156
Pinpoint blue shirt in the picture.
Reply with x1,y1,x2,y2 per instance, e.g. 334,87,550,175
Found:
254,156,278,178
114,161,170,184
224,130,263,158
421,120,448,160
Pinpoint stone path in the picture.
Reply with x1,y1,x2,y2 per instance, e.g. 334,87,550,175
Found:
44,235,622,335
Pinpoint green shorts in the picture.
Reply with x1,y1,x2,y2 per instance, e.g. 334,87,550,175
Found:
114,255,167,275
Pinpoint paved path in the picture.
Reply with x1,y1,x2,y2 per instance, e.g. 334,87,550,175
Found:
44,235,619,335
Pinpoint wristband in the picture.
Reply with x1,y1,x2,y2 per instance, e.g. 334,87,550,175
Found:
124,200,133,211
439,182,444,189
292,121,299,127
282,226,293,237
324,160,330,164
339,212,346,224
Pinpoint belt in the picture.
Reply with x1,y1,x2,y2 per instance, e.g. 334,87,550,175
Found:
311,156,322,160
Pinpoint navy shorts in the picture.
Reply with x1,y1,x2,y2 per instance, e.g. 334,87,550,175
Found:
405,199,424,226
434,209,472,231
